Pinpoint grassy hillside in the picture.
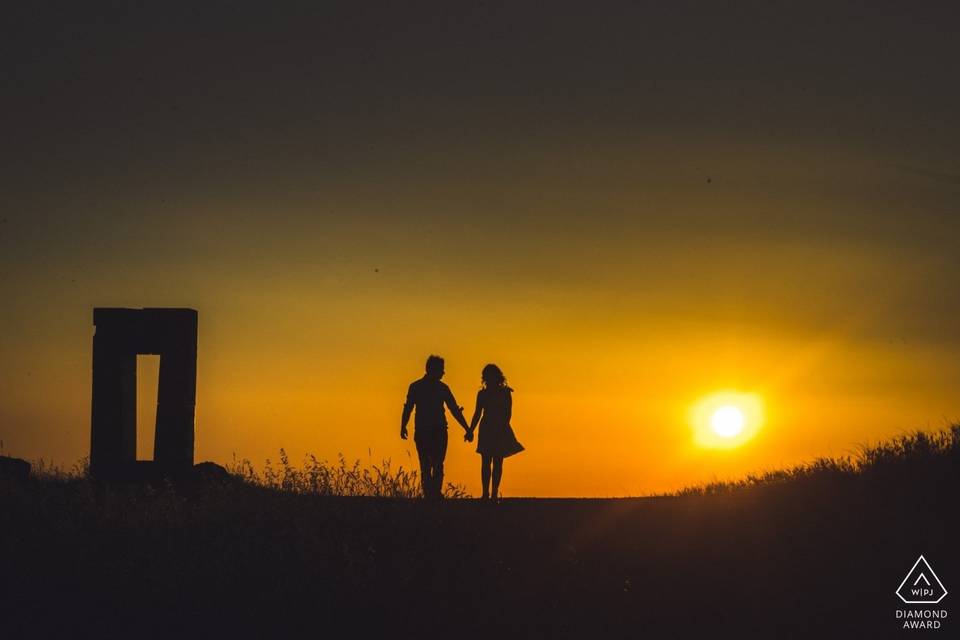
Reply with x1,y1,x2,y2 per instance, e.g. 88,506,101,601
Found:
2,428,957,638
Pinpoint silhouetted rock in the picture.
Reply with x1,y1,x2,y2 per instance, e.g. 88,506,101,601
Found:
0,456,31,481
90,460,233,488
192,461,230,482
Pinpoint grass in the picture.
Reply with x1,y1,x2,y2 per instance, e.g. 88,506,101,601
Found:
226,449,470,498
2,427,957,638
675,425,960,495
21,426,957,499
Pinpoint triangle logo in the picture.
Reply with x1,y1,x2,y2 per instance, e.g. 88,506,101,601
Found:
896,555,948,604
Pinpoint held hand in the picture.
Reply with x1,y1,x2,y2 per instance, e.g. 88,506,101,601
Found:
400,426,408,440
464,428,474,443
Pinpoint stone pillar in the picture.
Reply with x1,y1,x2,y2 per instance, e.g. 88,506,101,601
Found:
90,309,139,479
151,309,198,471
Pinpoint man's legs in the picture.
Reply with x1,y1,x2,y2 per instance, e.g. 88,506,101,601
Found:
416,445,433,498
415,428,448,499
431,429,448,499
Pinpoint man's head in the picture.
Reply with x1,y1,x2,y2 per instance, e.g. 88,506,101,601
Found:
425,355,445,380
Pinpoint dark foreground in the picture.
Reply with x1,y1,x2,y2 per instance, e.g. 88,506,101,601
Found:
2,474,956,639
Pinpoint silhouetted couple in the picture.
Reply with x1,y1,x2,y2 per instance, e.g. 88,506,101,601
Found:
400,355,524,500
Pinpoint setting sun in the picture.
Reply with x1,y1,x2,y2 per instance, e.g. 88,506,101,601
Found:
690,391,765,449
710,405,745,438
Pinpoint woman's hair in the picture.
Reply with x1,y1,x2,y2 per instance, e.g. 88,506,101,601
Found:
481,363,510,390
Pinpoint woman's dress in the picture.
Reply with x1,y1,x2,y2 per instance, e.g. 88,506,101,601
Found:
476,387,524,458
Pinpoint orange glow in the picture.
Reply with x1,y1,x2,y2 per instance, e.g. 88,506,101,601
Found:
2,143,959,497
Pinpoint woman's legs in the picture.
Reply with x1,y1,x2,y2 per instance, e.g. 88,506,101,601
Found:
481,455,492,498
491,457,503,499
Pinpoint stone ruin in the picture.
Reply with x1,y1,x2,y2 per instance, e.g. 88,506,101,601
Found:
90,308,197,480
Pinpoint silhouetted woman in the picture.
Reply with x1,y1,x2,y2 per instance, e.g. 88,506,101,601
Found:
467,364,524,499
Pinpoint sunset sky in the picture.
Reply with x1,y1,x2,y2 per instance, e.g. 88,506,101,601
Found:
2,2,960,496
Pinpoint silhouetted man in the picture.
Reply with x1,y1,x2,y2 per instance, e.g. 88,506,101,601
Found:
401,355,471,499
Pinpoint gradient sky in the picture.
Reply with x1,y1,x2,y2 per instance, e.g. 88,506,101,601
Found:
2,2,960,495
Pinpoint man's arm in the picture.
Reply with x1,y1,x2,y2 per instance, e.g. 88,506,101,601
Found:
445,387,470,432
400,384,415,439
